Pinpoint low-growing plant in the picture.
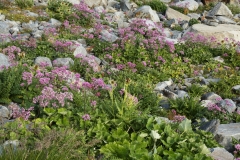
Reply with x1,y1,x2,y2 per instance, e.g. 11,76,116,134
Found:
189,18,200,26
145,0,167,13
14,0,34,9
172,24,183,31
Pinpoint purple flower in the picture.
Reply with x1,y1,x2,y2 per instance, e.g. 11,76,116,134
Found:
82,114,91,121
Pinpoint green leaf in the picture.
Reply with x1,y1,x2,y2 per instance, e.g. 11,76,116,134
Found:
178,119,192,132
44,108,56,116
57,108,68,115
199,144,210,155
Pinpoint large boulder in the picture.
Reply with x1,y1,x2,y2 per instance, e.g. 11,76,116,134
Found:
215,123,240,151
186,24,240,42
208,2,233,17
165,7,191,21
208,147,234,160
176,0,199,11
134,5,160,22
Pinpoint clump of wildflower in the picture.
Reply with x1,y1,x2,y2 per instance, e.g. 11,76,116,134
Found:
8,103,34,120
82,114,90,121
171,109,186,122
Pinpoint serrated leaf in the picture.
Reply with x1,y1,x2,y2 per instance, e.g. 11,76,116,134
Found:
178,119,192,132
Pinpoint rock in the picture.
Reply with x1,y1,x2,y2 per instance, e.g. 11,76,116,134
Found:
199,119,220,134
176,90,189,99
34,57,52,67
0,53,10,69
233,85,240,93
171,30,182,39
2,140,19,153
101,30,118,42
49,18,62,27
201,78,221,85
0,21,10,34
165,7,190,21
208,147,234,160
165,18,178,27
201,100,214,108
76,39,87,47
186,24,240,42
188,13,201,19
32,30,44,38
206,21,218,26
94,6,105,13
215,123,240,151
120,0,131,11
81,0,107,7
201,92,222,101
159,99,170,109
217,16,236,24
176,0,199,11
108,0,119,7
162,89,178,99
0,105,10,119
24,10,39,17
73,45,88,57
0,14,5,21
112,11,125,22
208,2,233,17
218,99,236,113
213,56,224,63
134,5,160,22
53,58,74,68
154,79,173,91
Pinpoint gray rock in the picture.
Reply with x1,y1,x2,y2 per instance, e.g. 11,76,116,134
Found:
207,21,219,26
171,30,182,39
73,45,88,57
218,99,236,113
166,7,190,21
199,119,220,134
201,100,214,108
94,6,105,13
49,18,62,27
0,22,10,34
160,0,171,3
118,20,130,28
165,19,178,27
208,147,234,160
201,92,222,101
0,14,5,21
181,22,189,30
213,56,224,63
22,21,38,32
215,123,240,151
233,85,240,93
76,39,87,47
0,53,10,69
217,16,236,24
108,0,119,8
162,89,178,99
154,79,173,91
101,30,118,42
188,13,201,20
201,78,221,85
53,58,74,68
208,2,233,17
120,0,131,12
32,30,43,38
176,90,189,99
0,105,10,119
34,57,52,67
24,10,39,17
175,0,199,11
134,5,160,22
112,11,125,22
158,14,167,21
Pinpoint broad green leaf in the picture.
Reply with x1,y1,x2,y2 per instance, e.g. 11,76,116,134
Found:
43,108,56,116
139,133,148,138
178,119,192,132
57,108,68,115
199,144,210,154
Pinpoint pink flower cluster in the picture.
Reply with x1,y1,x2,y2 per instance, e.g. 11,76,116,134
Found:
75,54,100,72
33,86,73,108
171,109,186,122
2,45,21,65
54,40,73,52
8,103,34,120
